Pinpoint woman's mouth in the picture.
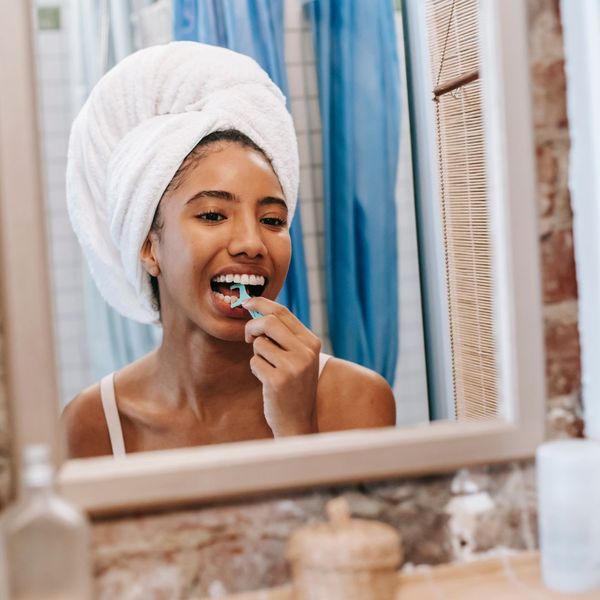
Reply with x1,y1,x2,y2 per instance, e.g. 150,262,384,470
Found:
210,273,267,305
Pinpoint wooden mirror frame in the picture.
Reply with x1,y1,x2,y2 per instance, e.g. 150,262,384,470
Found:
0,0,545,516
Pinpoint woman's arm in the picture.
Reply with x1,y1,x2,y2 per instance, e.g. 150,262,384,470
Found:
242,296,321,437
242,295,396,435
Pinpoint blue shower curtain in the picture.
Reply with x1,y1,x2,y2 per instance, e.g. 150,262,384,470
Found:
308,0,400,383
71,0,162,381
173,0,311,326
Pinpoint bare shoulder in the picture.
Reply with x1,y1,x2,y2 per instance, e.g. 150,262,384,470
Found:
60,382,112,459
316,356,396,432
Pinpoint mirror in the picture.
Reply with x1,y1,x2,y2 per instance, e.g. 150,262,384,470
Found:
1,0,543,511
31,0,500,458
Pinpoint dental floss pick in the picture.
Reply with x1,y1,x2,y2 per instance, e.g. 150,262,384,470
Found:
230,283,263,318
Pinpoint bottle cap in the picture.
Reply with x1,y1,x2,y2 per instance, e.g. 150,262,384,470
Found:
22,444,54,488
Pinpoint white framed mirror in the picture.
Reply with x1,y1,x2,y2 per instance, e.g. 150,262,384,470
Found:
0,0,545,515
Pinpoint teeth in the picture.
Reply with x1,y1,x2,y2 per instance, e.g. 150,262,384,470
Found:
211,274,266,285
214,292,233,304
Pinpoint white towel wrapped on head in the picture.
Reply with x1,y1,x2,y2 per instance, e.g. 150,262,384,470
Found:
66,41,299,325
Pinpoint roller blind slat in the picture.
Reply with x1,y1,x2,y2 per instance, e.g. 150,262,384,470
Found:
426,0,498,420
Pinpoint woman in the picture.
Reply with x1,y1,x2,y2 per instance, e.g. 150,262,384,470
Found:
62,42,395,458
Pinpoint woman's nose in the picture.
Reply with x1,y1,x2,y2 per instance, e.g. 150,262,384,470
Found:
227,216,267,258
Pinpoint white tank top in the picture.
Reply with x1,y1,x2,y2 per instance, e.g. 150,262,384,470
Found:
100,352,333,457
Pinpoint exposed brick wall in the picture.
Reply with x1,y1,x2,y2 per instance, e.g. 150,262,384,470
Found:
529,0,583,437
0,0,582,597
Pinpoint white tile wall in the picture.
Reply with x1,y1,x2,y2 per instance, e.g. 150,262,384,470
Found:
392,11,429,425
33,0,92,407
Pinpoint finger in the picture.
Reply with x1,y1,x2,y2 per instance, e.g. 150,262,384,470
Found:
249,353,276,383
243,297,321,349
243,296,305,334
245,314,303,351
252,335,289,369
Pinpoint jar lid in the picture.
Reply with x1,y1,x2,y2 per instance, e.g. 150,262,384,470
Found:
287,497,402,570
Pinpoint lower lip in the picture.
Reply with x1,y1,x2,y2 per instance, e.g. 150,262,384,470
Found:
209,291,250,319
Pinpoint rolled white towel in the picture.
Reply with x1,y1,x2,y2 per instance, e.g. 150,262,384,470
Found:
66,41,299,324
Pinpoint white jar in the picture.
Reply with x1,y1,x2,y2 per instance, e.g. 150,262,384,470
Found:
537,439,600,593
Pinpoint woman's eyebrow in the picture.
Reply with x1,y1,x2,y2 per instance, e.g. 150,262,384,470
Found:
186,190,287,212
185,190,236,204
259,197,288,212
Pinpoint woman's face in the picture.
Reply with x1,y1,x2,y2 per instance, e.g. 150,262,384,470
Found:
148,142,291,340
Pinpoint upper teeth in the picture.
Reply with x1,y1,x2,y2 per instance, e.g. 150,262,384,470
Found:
212,274,266,286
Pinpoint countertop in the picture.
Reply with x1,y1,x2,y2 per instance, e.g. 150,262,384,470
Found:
208,551,599,599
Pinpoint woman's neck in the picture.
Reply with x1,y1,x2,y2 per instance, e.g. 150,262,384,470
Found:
152,322,260,418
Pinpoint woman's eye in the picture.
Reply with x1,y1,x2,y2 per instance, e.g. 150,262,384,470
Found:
197,211,225,222
261,217,287,227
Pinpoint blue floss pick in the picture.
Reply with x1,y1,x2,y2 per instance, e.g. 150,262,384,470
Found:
230,283,263,319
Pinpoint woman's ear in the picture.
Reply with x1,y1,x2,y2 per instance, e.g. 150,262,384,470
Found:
140,233,161,277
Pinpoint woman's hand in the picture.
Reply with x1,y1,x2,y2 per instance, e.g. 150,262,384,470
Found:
242,296,321,437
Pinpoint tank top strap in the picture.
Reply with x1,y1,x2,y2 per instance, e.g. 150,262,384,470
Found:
100,373,126,457
318,352,332,378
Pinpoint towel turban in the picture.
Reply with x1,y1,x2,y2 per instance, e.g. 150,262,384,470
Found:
66,41,299,324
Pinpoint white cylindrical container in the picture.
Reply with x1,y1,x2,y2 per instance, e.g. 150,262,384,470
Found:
537,439,600,593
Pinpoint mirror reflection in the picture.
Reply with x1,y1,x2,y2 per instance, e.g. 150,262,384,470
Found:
32,0,495,458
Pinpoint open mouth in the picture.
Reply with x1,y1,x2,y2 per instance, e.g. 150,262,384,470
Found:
210,273,267,305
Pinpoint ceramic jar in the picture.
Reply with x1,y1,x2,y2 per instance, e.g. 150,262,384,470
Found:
287,497,403,600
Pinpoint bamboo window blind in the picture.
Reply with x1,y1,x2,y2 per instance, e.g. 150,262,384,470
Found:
425,0,498,419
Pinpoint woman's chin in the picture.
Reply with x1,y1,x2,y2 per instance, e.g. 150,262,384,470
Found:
220,330,247,343
195,293,249,341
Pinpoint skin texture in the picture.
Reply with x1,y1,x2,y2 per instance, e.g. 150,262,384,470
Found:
62,142,396,458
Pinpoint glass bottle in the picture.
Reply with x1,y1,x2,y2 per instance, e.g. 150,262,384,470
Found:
0,444,94,599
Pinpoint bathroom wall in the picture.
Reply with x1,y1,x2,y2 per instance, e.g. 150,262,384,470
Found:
0,0,582,596
34,0,92,406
